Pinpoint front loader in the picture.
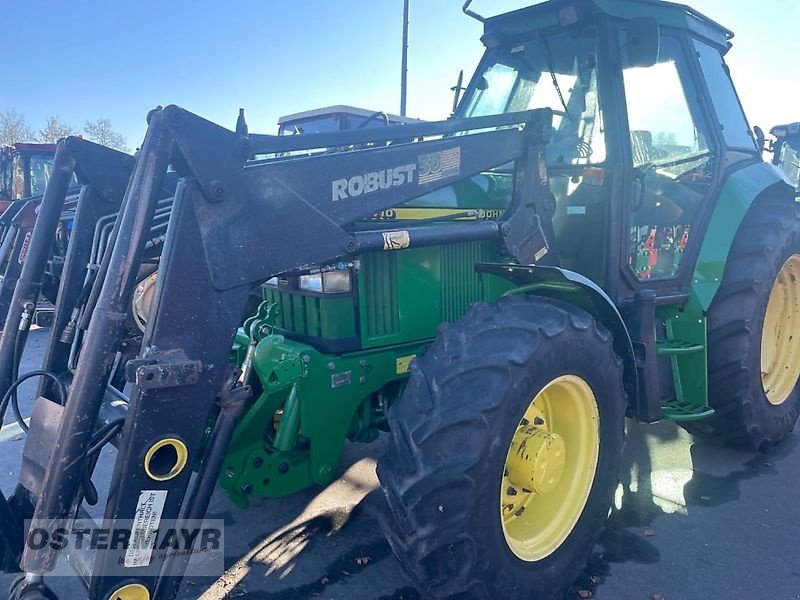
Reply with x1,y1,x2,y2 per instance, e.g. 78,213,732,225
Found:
2,1,800,599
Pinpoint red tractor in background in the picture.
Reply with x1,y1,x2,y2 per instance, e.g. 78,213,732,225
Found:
0,143,59,207
0,143,79,327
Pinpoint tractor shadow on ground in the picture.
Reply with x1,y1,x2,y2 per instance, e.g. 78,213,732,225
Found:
189,438,420,599
224,495,420,600
185,424,798,600
566,420,799,599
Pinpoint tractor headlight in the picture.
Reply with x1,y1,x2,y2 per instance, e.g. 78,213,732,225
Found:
299,273,323,292
322,270,352,293
299,270,352,293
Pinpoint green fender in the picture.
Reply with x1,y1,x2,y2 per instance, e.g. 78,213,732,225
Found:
651,162,794,420
477,263,640,415
692,162,793,311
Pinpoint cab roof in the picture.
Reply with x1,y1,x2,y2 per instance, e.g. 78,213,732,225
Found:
11,143,57,155
278,105,423,126
484,0,733,49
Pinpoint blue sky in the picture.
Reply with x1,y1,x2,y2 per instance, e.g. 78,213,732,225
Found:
3,1,798,148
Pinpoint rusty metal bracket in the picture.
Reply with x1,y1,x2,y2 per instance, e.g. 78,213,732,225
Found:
126,351,203,389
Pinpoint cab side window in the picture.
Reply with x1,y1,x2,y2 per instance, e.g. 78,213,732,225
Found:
693,39,756,150
623,35,716,281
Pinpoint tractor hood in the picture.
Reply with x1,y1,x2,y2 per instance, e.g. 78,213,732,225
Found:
482,0,732,50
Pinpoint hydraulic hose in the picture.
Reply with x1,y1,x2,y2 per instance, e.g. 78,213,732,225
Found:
1,371,69,434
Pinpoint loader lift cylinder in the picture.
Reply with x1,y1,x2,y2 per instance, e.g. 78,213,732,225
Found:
154,382,250,599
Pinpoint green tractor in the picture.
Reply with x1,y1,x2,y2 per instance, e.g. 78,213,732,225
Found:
1,1,799,599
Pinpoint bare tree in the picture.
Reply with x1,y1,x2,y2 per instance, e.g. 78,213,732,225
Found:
38,116,77,144
83,118,129,152
0,110,36,147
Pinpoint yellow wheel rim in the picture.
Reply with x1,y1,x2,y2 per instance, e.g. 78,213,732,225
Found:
109,583,150,600
500,375,599,562
761,255,800,405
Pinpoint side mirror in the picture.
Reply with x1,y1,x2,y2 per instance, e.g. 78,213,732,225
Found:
451,70,465,113
753,125,766,152
625,17,660,68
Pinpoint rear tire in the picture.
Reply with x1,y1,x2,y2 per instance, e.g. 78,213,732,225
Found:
682,192,800,449
377,295,625,599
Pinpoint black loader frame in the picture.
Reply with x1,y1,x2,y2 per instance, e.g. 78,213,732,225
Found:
0,105,574,599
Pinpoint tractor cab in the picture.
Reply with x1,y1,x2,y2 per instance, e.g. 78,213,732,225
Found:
277,105,423,136
257,0,778,426
770,122,800,189
455,0,760,298
0,143,63,204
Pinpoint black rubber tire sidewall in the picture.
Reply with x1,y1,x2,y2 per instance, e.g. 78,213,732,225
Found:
685,191,800,448
378,296,625,599
474,321,623,599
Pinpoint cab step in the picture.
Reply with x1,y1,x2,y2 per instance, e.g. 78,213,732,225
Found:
661,398,715,421
656,339,704,355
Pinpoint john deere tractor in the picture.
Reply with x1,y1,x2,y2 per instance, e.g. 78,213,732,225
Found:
1,1,798,599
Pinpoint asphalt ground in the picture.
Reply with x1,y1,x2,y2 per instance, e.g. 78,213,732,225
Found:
1,329,799,600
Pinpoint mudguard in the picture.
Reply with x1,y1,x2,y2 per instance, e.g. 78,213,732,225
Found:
477,263,640,418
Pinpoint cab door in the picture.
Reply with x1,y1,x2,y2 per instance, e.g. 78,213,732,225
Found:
618,30,719,293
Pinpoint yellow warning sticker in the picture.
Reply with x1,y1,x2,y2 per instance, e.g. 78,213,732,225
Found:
396,355,416,374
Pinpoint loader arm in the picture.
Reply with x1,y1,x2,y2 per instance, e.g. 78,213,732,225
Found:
167,105,555,288
2,106,554,600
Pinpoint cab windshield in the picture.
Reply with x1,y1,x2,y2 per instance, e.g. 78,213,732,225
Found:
461,27,604,166
29,153,56,197
8,152,76,200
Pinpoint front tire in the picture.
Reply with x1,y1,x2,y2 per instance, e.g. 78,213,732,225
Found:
377,295,625,599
